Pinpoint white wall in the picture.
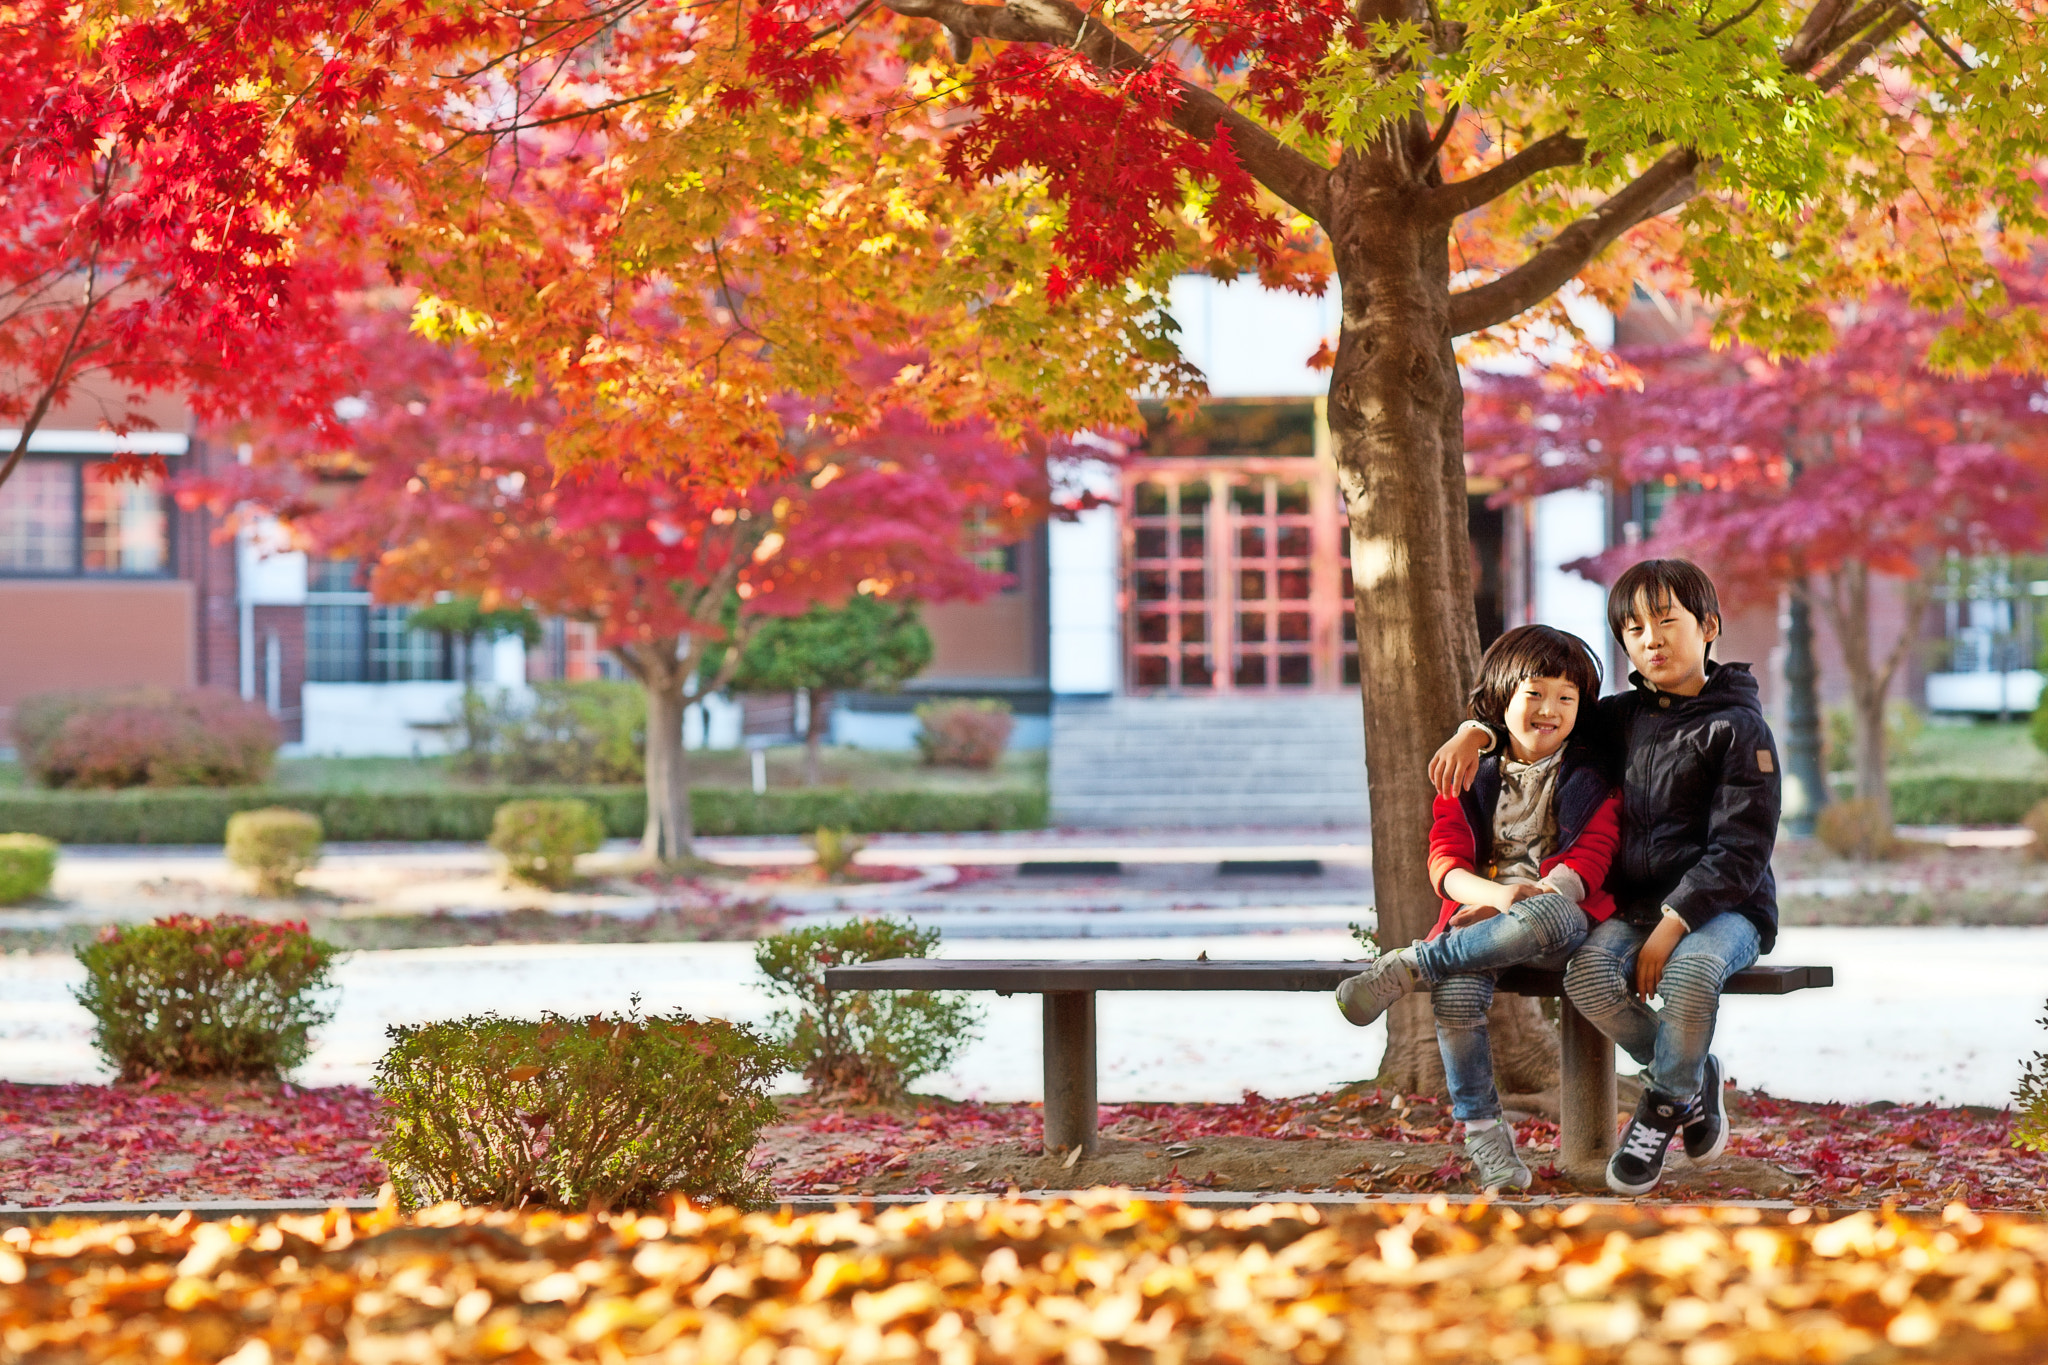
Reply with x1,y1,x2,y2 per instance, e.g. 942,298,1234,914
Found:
237,517,308,605
1049,458,1122,695
1165,275,1342,397
300,682,486,756
1926,670,2045,714
1532,487,1612,681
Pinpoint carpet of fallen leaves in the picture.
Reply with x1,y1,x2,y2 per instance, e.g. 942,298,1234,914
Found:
5,1196,2047,1363
5,1082,2044,1211
0,1083,383,1208
764,1088,2048,1209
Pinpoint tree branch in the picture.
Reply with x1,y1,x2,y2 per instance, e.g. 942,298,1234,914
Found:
1423,129,1588,220
1448,148,1699,335
1814,4,1914,91
1782,0,1855,70
874,0,1332,223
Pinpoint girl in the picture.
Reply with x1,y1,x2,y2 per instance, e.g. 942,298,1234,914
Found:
1337,624,1620,1191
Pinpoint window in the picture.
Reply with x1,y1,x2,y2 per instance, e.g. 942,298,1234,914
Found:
0,458,169,575
305,558,451,682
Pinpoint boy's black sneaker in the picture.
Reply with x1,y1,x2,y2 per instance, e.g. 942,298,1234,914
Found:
1607,1090,1685,1196
1679,1054,1729,1163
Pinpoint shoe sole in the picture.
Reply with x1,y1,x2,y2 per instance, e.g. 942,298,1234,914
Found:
1479,1171,1534,1194
1605,1165,1662,1197
1334,976,1395,1028
1687,1061,1730,1164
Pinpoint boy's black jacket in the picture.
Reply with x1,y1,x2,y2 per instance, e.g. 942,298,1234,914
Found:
1483,660,1781,952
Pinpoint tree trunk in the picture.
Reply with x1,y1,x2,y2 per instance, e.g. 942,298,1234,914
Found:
1820,559,1895,832
1324,151,1556,1098
621,638,696,863
804,689,831,786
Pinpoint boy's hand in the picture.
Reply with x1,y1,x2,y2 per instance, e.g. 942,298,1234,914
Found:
1448,904,1501,929
1634,915,1688,1000
1429,728,1489,798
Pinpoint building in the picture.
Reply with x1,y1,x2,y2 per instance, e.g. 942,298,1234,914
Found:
2,279,2031,796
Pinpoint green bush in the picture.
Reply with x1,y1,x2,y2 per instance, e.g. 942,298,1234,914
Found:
692,786,1046,837
0,833,57,904
2017,1003,2048,1153
0,784,1045,844
754,917,981,1104
1824,702,1923,774
73,914,339,1080
225,807,323,896
809,827,867,881
454,681,646,784
490,798,605,888
915,699,1015,769
374,1004,782,1210
1889,776,2048,826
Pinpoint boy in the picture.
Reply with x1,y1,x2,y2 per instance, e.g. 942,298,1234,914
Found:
1430,559,1780,1196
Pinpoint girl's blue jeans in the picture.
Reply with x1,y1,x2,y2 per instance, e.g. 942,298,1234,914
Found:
1562,911,1762,1102
1413,892,1591,1124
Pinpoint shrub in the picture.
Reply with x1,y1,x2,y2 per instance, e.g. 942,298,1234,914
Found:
73,915,338,1080
1814,797,1897,860
809,827,867,881
491,798,605,888
754,917,981,1103
1889,776,2048,826
225,808,323,896
14,687,279,789
0,833,57,904
1824,702,1923,774
2017,1003,2048,1153
374,1003,782,1210
2026,800,2048,863
0,784,1046,844
454,682,645,785
914,699,1015,769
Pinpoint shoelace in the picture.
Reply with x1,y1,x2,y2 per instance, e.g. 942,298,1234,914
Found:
1470,1129,1521,1181
1619,1119,1668,1163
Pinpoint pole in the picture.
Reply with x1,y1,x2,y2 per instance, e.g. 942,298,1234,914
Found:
1783,588,1827,837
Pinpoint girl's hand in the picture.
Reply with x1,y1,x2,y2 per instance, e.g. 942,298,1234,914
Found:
1428,728,1489,798
1448,904,1501,929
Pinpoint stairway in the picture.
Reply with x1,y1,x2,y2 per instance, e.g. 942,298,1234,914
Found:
1048,694,1369,828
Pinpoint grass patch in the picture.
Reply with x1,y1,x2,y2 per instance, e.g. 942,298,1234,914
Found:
1893,719,2048,781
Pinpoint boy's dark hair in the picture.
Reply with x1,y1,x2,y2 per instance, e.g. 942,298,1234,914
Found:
1606,558,1723,645
1467,624,1603,726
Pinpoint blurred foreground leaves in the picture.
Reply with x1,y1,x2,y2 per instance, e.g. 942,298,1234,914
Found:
3,1195,2044,1363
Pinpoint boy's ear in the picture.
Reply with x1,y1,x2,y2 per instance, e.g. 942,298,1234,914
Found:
1703,612,1722,645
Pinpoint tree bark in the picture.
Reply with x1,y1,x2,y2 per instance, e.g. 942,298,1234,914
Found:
1323,146,1556,1098
619,637,696,863
804,688,832,786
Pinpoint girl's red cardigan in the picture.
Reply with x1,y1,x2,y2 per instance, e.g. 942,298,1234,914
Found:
1424,747,1621,941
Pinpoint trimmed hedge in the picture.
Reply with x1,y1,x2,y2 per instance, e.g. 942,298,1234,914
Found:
1889,775,2048,826
0,784,1046,844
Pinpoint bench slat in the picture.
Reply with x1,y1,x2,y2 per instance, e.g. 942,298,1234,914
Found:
822,959,1829,995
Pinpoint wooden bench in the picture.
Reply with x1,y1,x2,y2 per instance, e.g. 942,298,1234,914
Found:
821,958,1833,1181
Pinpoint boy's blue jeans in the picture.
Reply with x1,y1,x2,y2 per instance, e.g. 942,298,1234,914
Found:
1562,912,1762,1102
1413,892,1591,1124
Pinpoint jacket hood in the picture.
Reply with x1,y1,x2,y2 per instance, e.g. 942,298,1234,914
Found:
1626,660,1763,714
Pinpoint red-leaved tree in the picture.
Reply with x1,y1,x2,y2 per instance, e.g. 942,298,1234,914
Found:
1470,280,2048,831
214,308,1046,860
0,0,422,482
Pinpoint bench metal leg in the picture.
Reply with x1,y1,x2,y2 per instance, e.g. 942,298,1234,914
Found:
1042,991,1098,1157
1560,998,1616,1185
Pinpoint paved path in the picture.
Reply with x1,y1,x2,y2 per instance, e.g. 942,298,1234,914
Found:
4,925,2041,1108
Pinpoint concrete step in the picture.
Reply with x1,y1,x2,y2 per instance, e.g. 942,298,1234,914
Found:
1049,694,1368,828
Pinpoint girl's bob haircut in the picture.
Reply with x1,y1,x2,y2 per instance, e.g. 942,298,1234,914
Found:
1467,624,1603,727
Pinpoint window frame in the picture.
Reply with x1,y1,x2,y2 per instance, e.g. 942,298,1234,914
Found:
0,452,179,580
